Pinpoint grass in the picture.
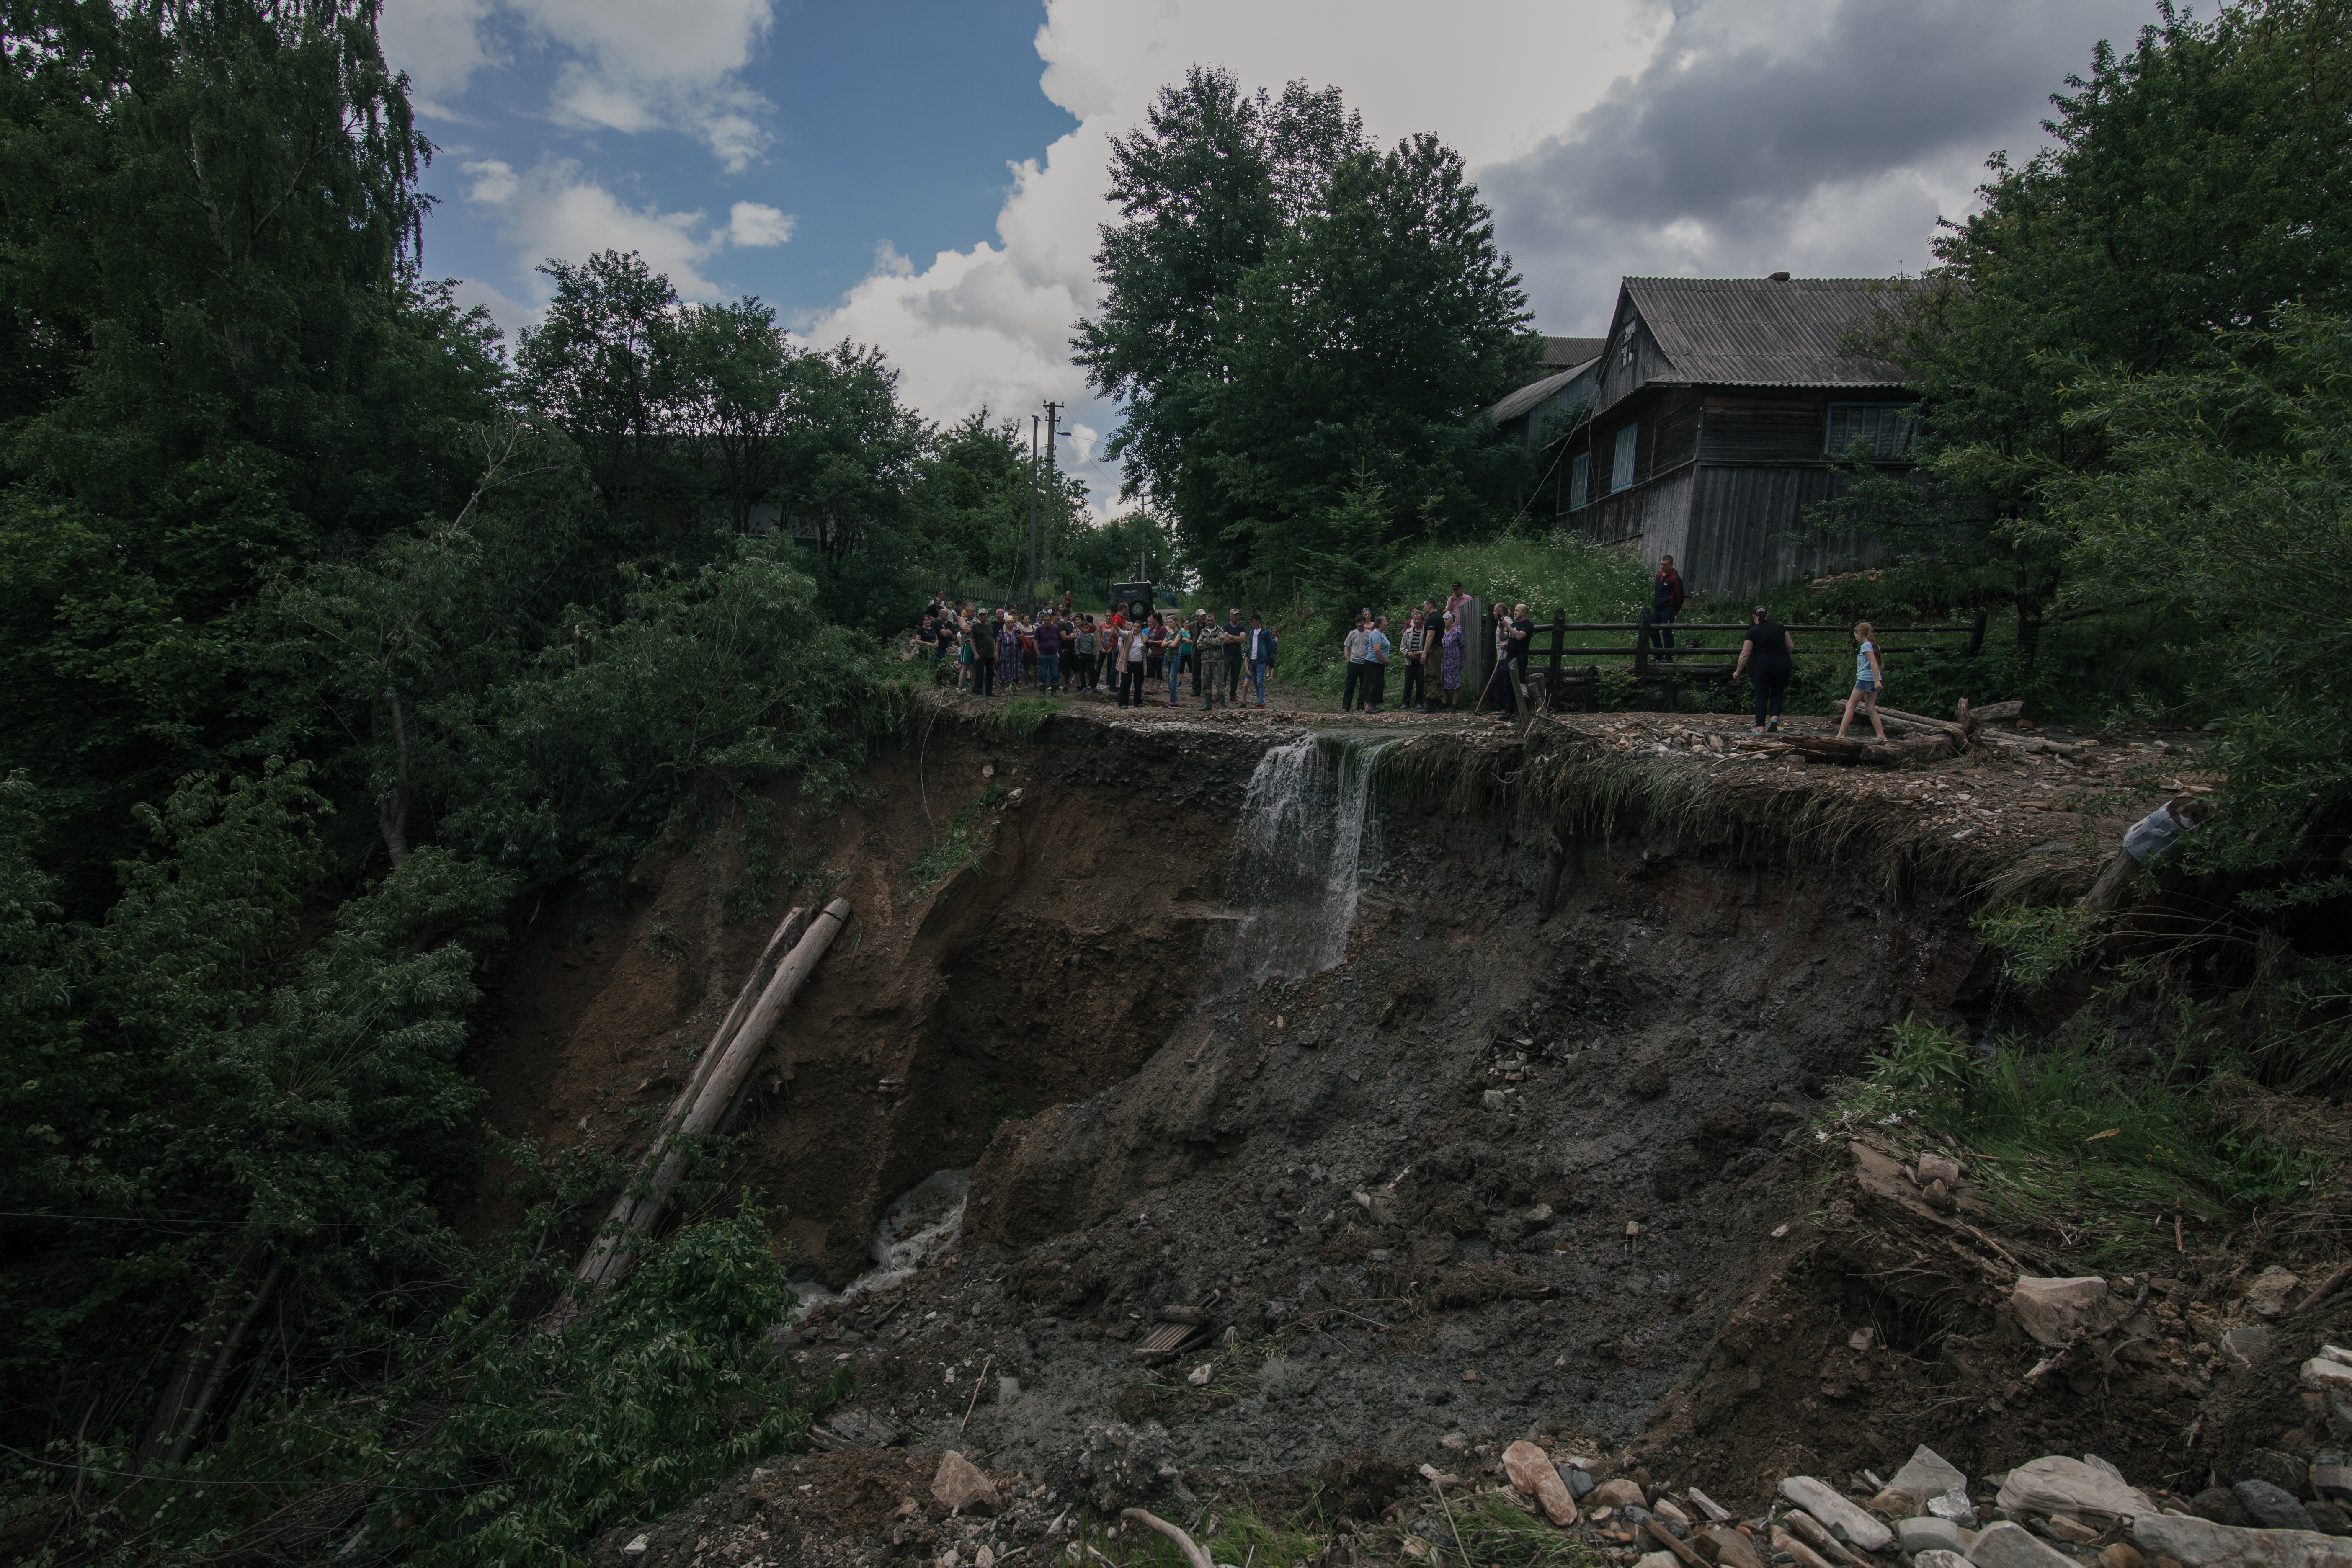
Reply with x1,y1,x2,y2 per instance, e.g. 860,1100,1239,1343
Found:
1074,1501,1331,1568
968,693,1064,739
908,780,1009,888
1830,1018,2333,1270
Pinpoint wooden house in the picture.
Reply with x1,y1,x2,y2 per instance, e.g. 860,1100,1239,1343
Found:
1489,335,1606,452
1550,276,1926,595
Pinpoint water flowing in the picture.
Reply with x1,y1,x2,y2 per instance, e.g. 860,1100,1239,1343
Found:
1221,735,1396,979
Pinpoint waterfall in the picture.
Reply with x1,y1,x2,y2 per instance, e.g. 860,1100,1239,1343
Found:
1222,735,1396,979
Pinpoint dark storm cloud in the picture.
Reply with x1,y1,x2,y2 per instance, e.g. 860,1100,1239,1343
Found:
1486,0,2164,331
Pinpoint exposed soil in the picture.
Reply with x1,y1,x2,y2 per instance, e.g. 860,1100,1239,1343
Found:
446,698,2349,1568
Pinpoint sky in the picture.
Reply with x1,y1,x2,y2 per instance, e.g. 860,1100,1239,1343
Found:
384,0,2167,516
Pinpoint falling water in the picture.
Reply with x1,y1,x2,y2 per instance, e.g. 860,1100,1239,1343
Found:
1221,735,1397,979
786,1166,970,1315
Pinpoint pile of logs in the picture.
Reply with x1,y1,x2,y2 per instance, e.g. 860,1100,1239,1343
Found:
1746,699,2027,768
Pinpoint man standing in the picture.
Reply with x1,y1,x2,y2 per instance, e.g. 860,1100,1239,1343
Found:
1220,607,1247,709
1034,609,1061,693
1445,580,1471,632
1651,554,1685,662
1341,614,1372,712
1364,615,1393,714
1247,613,1276,708
1398,610,1431,713
1510,603,1535,712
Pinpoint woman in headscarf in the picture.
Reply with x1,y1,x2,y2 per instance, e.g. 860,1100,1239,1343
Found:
1439,610,1464,712
995,613,1021,695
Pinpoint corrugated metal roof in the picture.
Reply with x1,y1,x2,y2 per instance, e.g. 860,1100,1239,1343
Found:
1488,359,1597,425
1542,335,1606,367
1622,277,1920,388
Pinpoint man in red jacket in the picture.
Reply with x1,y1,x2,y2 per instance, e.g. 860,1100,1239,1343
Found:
1651,554,1685,662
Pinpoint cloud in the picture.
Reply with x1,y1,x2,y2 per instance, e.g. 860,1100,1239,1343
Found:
1482,0,2163,330
461,158,518,204
727,201,795,248
380,0,776,168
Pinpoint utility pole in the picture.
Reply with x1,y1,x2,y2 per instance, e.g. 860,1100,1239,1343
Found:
1025,415,1039,614
1040,399,1063,609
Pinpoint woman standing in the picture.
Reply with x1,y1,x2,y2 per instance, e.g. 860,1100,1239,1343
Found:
1836,621,1887,741
1073,616,1097,694
1732,604,1795,734
1439,610,1464,711
995,614,1021,696
1168,618,1192,707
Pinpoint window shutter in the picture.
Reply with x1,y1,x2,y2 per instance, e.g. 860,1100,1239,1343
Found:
1612,423,1638,491
1568,453,1589,510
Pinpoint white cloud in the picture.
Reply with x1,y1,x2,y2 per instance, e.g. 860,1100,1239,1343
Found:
381,0,776,168
461,158,518,205
727,201,795,248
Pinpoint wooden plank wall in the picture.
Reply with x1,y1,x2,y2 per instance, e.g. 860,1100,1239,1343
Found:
1700,393,1832,463
1564,466,1697,559
1679,467,1888,595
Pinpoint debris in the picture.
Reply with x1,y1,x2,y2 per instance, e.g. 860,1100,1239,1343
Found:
933,1452,1002,1516
1703,1522,1768,1568
1916,1553,1973,1568
1970,1520,2088,1568
2132,1513,2352,1568
2247,1266,2304,1318
2314,1454,2352,1504
2233,1483,2316,1533
2011,1277,2114,1347
1996,1457,2158,1525
1774,1524,1844,1568
1901,1518,1974,1555
623,1536,650,1558
1686,1486,1734,1523
2044,1514,2103,1545
1917,1152,1965,1186
2101,1547,2148,1568
1782,1505,1863,1565
1780,1475,1895,1554
1501,1440,1579,1527
2222,1325,2275,1368
1120,1508,1213,1568
1591,1478,1648,1511
1562,1467,1597,1501
1185,1363,1212,1387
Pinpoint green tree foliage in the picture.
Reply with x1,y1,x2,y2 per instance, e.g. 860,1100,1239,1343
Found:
1847,0,2352,662
1075,67,1534,601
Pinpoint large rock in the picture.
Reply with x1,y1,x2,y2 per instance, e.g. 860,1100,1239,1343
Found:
1882,1447,1972,1516
1918,1552,1973,1568
1997,1456,2159,1523
2237,1452,2316,1501
2132,1514,2352,1568
2307,1358,2352,1397
1970,1520,2084,1568
1503,1441,1578,1527
2316,1455,2352,1506
1591,1478,1648,1511
932,1451,1001,1515
1781,1476,1896,1554
2238,1482,2319,1533
2246,1266,2302,1318
2013,1277,2114,1346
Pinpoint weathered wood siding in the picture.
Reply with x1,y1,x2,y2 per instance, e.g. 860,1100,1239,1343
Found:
1699,393,1831,463
1676,467,1888,595
1563,464,1696,557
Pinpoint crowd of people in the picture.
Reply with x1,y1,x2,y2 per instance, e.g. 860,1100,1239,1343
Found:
913,595,1282,710
911,560,1897,736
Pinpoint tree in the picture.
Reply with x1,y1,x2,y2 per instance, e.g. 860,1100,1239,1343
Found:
1857,0,2352,663
1075,69,1532,599
662,297,793,534
516,250,681,512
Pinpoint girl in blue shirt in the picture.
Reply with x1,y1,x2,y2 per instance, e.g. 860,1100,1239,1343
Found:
1836,620,1888,741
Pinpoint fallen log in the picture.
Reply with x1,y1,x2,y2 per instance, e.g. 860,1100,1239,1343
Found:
1970,699,2028,725
574,897,851,1292
1778,733,1957,767
1874,704,1969,740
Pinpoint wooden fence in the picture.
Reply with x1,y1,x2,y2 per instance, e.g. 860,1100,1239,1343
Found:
1459,603,1986,713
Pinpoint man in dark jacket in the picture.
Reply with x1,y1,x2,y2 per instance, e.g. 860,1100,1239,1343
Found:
1651,555,1685,662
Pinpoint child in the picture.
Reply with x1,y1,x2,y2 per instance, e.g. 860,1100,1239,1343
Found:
1836,620,1887,741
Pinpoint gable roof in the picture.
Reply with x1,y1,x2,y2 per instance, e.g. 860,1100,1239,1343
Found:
1488,359,1599,426
1541,335,1606,369
1621,276,1919,388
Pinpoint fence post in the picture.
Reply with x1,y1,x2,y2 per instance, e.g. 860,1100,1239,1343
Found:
1582,665,1599,713
1634,610,1651,679
1548,609,1564,698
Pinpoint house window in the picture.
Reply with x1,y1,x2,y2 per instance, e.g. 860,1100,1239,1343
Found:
1568,452,1589,510
1612,423,1638,492
1825,402,1918,459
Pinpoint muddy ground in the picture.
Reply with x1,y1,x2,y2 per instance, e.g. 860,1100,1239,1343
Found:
444,699,2347,1568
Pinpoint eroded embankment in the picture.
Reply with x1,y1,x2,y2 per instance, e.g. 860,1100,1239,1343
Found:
457,704,2258,1568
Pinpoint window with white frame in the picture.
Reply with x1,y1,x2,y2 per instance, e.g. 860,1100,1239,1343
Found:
1825,402,1918,459
1568,452,1589,510
1612,423,1638,491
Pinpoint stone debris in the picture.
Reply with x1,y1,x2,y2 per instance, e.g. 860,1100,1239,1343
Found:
1502,1440,1579,1527
2245,1266,2303,1318
1973,1519,2093,1568
1882,1445,1972,1516
931,1452,1001,1516
2316,1455,2352,1504
1776,1523,1845,1568
1782,1475,1897,1555
1998,1455,2160,1524
1918,1552,1974,1568
2236,1483,2318,1534
2133,1513,2352,1568
1590,1477,1648,1511
1784,1504,1865,1565
2012,1276,2117,1347
1902,1517,1976,1555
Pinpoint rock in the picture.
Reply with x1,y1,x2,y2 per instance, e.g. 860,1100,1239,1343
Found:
2305,1503,2350,1538
1563,1467,1596,1500
2307,1359,2352,1398
1637,1554,1681,1568
1503,1442,1579,1527
1997,1456,2159,1524
1919,1152,1965,1186
2103,1547,2148,1568
1705,1524,1767,1568
1654,1501,1691,1526
2237,1483,2318,1533
1629,1061,1669,1100
933,1452,1001,1515
1785,1509,1862,1566
2195,1491,2253,1527
2316,1456,2352,1505
2238,1452,2314,1501
1903,1518,1974,1555
2247,1266,2303,1318
1591,1478,1648,1511
1186,1364,1212,1387
1780,1476,1896,1554
1885,1447,1973,1516
1777,1523,1848,1568
623,1536,650,1558
1687,1487,1733,1522
1923,1178,1957,1210
1971,1520,2086,1568
2043,1514,2104,1545
2133,1512,2352,1568
2223,1326,2275,1368
1919,1552,1974,1568
1483,1089,1509,1112
2012,1277,2115,1347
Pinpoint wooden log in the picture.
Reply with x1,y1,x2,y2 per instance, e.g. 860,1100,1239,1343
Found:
1871,705,1968,739
1773,1524,1847,1568
1648,1519,1715,1568
2078,849,2143,913
1971,699,2028,725
1778,734,1956,767
1687,1488,1736,1524
575,898,851,1291
1782,1509,1862,1566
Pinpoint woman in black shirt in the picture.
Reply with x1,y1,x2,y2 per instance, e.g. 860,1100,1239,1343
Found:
1733,604,1795,734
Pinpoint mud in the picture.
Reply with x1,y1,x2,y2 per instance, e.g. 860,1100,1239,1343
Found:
445,699,2344,1568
